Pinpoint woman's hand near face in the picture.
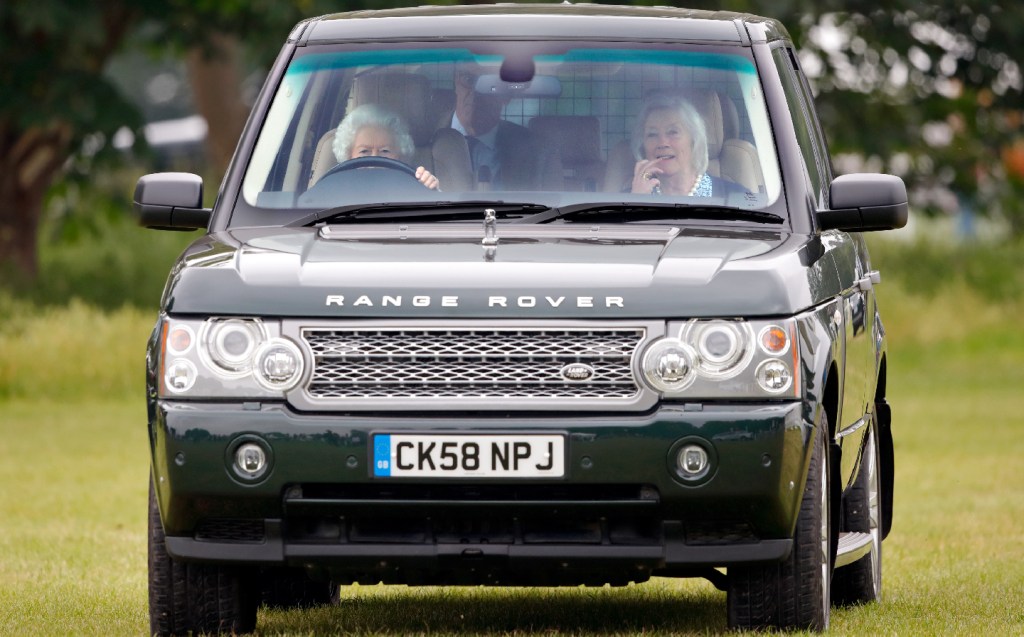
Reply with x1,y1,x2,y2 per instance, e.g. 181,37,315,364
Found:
631,159,662,193
415,166,440,190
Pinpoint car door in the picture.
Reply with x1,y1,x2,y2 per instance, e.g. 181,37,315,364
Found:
773,45,871,484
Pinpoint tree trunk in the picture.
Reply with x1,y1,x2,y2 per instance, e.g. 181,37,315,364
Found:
0,124,72,280
186,34,249,177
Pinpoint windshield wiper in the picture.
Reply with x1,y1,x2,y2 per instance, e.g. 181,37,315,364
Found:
516,202,784,225
287,201,550,227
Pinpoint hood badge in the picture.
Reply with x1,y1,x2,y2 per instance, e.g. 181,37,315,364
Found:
482,208,498,261
560,363,596,382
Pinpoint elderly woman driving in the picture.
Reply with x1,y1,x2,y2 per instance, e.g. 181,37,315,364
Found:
332,104,440,190
630,95,740,197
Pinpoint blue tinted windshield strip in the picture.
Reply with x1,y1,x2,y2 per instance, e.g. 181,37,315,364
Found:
287,47,754,75
543,49,755,74
288,49,495,74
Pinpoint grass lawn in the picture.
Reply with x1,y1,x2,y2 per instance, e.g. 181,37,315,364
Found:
1,283,1023,635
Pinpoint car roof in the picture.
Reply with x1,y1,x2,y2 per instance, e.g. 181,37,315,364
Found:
292,3,790,46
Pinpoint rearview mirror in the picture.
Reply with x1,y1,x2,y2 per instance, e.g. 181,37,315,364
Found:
474,74,562,97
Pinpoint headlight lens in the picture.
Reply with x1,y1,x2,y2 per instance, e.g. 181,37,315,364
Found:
253,339,304,391
201,319,266,375
683,320,754,379
642,339,697,392
639,319,799,399
159,317,305,398
755,359,793,393
164,359,197,393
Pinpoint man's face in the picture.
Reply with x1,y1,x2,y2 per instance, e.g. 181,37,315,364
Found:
454,69,506,136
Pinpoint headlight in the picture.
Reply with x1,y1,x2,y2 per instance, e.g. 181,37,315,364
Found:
253,339,304,391
755,359,793,393
201,319,267,375
158,317,306,398
641,339,697,392
639,319,799,399
682,320,754,379
163,359,197,393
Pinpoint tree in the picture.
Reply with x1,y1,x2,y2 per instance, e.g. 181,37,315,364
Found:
668,0,1024,231
3,1,1021,280
0,0,416,279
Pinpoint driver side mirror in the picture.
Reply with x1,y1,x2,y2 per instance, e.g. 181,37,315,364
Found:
818,173,909,233
133,172,211,231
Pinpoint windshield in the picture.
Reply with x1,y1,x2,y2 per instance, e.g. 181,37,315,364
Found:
239,42,783,223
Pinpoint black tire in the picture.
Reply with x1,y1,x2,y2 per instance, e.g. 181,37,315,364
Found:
259,568,335,609
727,415,833,631
148,481,258,636
833,419,883,605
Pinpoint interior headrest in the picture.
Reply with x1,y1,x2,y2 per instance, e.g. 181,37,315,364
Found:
528,116,602,165
350,73,434,145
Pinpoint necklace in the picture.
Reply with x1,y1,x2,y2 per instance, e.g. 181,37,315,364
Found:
686,173,702,196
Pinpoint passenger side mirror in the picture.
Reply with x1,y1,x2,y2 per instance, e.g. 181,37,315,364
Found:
133,172,211,231
818,173,909,232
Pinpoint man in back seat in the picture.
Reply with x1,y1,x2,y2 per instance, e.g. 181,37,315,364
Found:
450,64,549,191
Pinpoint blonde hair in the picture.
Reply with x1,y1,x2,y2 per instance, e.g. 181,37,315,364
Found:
333,104,415,162
631,96,708,177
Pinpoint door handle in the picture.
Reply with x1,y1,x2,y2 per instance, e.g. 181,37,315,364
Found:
856,270,881,292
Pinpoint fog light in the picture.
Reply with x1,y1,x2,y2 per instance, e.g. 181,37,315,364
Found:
677,444,710,479
755,359,793,394
235,443,267,476
164,359,197,393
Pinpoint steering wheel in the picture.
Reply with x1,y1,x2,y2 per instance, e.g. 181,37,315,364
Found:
321,156,419,181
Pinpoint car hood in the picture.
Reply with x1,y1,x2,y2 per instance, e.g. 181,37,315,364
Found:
162,224,839,318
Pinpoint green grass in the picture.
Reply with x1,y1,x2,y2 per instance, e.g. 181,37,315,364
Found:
2,280,1023,635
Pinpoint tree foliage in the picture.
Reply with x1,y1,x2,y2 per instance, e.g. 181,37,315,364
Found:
666,0,1024,230
1,0,1022,280
0,0,422,278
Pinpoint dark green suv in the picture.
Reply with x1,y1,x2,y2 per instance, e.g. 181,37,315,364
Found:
137,5,905,634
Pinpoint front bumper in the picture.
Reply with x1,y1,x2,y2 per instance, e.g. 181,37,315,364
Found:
151,400,814,582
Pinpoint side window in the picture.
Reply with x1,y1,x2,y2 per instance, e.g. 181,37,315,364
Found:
772,46,829,206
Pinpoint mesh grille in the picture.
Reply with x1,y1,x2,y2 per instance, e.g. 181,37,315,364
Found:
301,328,642,401
194,519,266,543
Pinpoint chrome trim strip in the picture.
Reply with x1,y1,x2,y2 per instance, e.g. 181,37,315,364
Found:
835,415,868,441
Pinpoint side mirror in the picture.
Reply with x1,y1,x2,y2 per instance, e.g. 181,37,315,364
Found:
818,173,909,232
133,172,211,231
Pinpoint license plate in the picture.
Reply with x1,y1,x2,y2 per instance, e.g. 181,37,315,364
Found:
373,434,565,478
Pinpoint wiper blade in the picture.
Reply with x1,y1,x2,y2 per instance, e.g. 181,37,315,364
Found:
287,201,549,227
517,202,784,225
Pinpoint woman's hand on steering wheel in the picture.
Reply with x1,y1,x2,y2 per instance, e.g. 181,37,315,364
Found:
415,166,440,190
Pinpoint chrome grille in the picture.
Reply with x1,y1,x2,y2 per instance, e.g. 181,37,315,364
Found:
301,327,643,401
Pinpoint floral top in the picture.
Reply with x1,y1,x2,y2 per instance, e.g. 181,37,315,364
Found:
690,173,713,197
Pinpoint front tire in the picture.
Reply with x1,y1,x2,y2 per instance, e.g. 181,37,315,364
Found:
148,481,258,636
727,415,833,631
833,419,883,605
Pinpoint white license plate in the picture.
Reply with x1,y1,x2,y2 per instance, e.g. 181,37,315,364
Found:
373,434,565,478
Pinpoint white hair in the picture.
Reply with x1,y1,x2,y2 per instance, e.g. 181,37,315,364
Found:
332,104,415,162
631,96,709,177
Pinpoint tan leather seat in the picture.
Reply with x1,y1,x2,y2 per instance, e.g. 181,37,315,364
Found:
603,89,763,194
308,73,473,191
528,115,605,192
